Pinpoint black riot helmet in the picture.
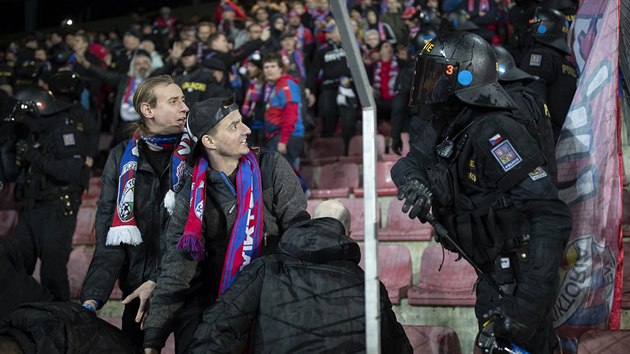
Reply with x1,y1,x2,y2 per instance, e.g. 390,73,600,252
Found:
410,31,517,109
446,9,479,31
409,26,437,56
13,86,72,116
492,45,535,82
420,8,442,28
529,7,571,54
48,71,84,102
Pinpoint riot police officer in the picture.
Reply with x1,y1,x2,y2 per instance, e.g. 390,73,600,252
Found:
10,86,89,301
519,7,577,143
391,32,572,353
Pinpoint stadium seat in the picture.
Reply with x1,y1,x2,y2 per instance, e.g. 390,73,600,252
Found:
407,243,477,306
576,329,630,354
73,206,96,245
358,244,412,304
379,198,433,241
68,246,95,299
310,163,359,199
383,132,411,161
0,209,18,239
303,137,345,166
403,325,463,354
336,197,381,239
354,160,399,197
339,134,386,164
622,242,630,309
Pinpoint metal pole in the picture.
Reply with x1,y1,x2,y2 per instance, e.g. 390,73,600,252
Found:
329,1,380,353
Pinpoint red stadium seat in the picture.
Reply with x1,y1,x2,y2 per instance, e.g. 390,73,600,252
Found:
336,197,381,239
577,329,630,354
73,206,96,245
383,132,411,161
622,242,630,309
379,198,433,241
310,163,359,199
339,134,386,164
303,137,345,166
0,209,18,239
407,243,477,306
403,325,463,354
354,160,399,197
68,246,95,299
358,244,412,304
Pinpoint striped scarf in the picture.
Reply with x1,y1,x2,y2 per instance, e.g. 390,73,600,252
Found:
373,57,399,100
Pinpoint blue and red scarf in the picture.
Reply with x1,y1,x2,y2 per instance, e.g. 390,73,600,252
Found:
107,133,186,246
177,152,264,296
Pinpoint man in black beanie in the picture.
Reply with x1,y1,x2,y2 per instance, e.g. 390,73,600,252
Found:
143,94,309,353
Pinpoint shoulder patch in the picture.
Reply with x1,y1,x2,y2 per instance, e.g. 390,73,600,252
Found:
528,166,548,181
529,54,542,67
62,133,76,146
491,140,522,172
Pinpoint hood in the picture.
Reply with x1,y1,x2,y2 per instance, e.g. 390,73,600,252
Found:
278,217,361,264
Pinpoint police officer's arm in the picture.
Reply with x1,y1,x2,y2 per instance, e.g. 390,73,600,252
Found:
81,146,127,308
519,49,556,98
143,178,199,351
21,144,87,186
84,64,127,88
188,259,265,354
305,46,325,96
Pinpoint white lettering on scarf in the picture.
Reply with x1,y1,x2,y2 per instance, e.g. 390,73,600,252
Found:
240,193,256,271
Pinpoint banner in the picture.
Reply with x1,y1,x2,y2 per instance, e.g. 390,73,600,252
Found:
553,1,622,353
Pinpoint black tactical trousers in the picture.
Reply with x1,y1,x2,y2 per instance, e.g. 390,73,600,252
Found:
13,202,77,301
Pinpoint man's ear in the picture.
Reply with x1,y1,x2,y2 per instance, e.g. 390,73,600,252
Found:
201,134,216,150
140,102,154,120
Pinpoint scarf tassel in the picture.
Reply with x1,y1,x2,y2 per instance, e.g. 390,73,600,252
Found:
177,231,205,261
106,225,143,246
164,190,177,215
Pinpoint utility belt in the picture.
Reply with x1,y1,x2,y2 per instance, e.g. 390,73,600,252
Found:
479,234,530,295
17,173,82,214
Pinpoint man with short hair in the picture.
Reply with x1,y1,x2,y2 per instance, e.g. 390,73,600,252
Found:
262,52,304,167
143,94,308,353
188,200,412,353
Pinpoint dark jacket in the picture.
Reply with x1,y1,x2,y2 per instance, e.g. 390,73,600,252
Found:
81,140,171,306
189,217,412,354
143,148,309,349
85,65,138,129
0,302,137,354
174,65,227,106
0,239,53,319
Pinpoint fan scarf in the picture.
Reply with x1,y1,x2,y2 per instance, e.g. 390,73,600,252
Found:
106,133,185,246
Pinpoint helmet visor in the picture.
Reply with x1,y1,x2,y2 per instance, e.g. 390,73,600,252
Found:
410,55,459,106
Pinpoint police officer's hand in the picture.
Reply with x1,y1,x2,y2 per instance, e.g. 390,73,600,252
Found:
15,139,37,162
391,133,403,155
397,176,433,222
482,305,536,348
122,280,157,329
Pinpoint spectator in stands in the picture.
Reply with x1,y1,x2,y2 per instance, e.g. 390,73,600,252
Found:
153,6,177,38
365,8,396,43
111,29,142,74
262,53,304,168
380,0,406,43
370,40,399,124
192,21,215,60
307,21,358,150
362,28,381,66
287,8,315,58
459,0,499,43
217,5,244,42
205,30,270,81
238,51,266,146
80,75,190,349
253,6,271,28
140,37,164,70
279,31,307,82
142,94,309,353
75,48,152,145
392,31,572,354
188,200,413,354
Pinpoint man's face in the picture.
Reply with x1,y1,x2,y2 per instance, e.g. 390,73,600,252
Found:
133,55,152,78
146,83,188,135
288,15,301,27
197,25,212,42
365,34,380,49
379,42,394,60
280,36,296,51
141,40,155,53
248,25,263,40
181,54,196,69
211,34,230,53
255,9,269,22
123,34,140,51
34,49,47,61
263,61,283,82
247,62,260,77
73,37,88,53
206,110,251,160
326,27,340,42
427,0,439,9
